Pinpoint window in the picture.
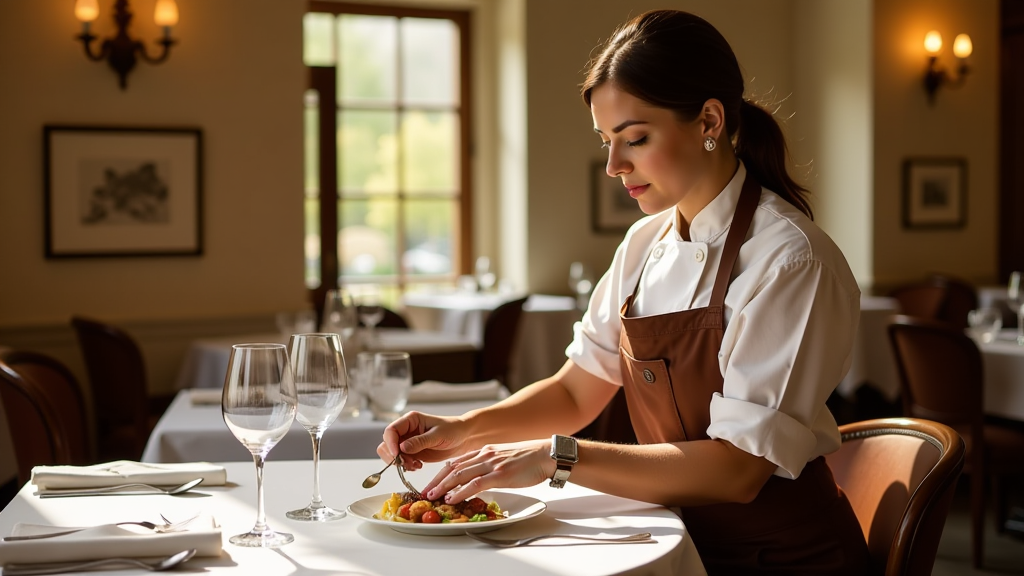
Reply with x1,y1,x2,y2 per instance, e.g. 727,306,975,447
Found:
303,2,472,305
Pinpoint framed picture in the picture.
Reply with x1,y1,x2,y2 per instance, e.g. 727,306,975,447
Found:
44,125,203,258
591,159,645,234
902,157,966,230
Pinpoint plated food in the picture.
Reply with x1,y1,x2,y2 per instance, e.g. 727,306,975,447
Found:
374,491,505,524
347,490,547,536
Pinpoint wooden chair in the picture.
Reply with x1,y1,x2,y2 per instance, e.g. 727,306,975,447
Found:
887,315,1024,568
0,351,90,485
888,274,978,329
888,280,948,321
70,316,154,461
825,418,965,576
930,274,978,330
475,296,528,386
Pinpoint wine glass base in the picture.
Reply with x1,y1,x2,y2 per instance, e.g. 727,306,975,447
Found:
229,529,294,548
286,505,347,522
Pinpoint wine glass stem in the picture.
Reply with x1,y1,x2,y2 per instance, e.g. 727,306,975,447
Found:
252,452,269,534
309,430,325,508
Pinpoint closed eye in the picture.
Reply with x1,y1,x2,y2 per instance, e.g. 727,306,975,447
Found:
626,136,648,147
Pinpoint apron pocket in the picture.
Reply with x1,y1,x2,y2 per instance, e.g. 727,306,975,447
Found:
620,347,687,443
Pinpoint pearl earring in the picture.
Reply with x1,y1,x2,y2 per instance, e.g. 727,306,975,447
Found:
703,136,716,152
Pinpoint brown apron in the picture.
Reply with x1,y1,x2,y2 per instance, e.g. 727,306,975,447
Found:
617,175,870,575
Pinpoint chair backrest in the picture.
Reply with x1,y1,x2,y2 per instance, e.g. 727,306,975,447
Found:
70,316,150,459
476,297,528,384
357,305,410,329
825,418,965,576
888,281,947,320
0,354,78,485
930,274,978,330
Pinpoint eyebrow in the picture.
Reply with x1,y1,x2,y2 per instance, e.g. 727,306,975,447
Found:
593,119,648,135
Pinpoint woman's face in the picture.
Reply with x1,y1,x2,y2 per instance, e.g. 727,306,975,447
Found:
590,83,711,216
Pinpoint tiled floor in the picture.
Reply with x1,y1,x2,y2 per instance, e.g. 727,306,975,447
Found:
932,485,1024,575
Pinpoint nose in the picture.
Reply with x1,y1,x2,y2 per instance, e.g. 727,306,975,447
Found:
606,147,631,177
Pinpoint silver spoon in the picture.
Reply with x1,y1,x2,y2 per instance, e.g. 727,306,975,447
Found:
1,549,196,576
38,478,204,498
362,454,400,489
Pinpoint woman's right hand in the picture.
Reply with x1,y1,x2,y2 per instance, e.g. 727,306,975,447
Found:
377,410,470,470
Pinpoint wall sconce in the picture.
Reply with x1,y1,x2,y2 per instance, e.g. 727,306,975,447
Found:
74,0,179,90
923,30,972,105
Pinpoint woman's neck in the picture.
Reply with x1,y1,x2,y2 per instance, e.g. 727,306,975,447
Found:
675,151,740,238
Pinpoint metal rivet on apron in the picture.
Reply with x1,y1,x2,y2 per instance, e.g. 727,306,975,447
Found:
652,246,665,259
642,368,655,383
695,249,705,262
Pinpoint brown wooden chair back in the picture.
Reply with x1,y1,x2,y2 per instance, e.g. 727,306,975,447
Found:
70,316,151,460
476,297,528,385
888,282,947,320
825,418,965,576
930,274,978,330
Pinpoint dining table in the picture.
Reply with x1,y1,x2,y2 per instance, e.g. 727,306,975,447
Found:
0,459,706,575
174,328,478,390
142,387,508,464
836,295,902,402
972,329,1024,421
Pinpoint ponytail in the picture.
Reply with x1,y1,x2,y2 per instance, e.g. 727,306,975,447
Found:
736,99,813,219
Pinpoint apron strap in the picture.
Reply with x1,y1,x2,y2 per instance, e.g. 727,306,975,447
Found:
708,174,761,308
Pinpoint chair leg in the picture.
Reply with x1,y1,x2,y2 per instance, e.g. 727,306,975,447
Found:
971,471,985,569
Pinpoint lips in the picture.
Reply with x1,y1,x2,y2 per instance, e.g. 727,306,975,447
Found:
625,184,649,199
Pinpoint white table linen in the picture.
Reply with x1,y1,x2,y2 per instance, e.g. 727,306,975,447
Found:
401,292,582,392
973,330,1024,421
836,295,902,401
31,461,227,490
142,388,506,464
174,329,476,390
0,460,705,576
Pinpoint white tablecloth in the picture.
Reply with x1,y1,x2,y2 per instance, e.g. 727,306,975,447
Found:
0,460,705,576
836,295,902,401
974,330,1024,421
401,292,582,392
142,389,505,463
174,329,477,390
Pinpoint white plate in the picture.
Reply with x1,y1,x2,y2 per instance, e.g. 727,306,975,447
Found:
347,490,546,536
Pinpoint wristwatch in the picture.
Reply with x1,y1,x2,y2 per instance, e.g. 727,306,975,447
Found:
549,434,578,488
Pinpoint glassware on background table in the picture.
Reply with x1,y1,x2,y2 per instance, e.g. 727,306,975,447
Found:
222,343,297,547
1008,271,1024,345
568,261,594,312
275,310,317,338
368,351,412,421
286,333,349,521
475,256,496,292
356,285,385,347
339,351,373,419
967,307,1003,343
322,288,358,342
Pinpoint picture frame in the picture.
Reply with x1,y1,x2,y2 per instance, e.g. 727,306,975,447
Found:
590,159,645,234
44,125,204,258
901,157,966,230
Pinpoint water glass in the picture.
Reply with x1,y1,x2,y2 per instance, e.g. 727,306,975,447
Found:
339,351,374,419
286,333,348,521
369,351,412,421
967,307,1002,343
322,288,357,341
222,343,297,547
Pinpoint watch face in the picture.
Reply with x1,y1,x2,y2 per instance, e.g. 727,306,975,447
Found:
552,435,578,461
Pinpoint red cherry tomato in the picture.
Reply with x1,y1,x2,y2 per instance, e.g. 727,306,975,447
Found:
421,510,442,524
484,510,497,520
398,503,412,520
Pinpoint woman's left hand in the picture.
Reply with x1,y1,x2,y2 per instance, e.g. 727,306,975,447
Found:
419,439,555,503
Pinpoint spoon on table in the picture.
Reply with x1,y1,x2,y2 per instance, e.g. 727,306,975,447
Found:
38,478,204,498
362,454,400,489
2,549,197,576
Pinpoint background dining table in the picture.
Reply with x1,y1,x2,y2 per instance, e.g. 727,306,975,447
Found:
0,459,706,576
142,388,507,463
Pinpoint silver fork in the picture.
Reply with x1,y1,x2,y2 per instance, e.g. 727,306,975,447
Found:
466,531,655,547
2,514,200,542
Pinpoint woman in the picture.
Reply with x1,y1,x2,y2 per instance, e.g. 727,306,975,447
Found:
378,9,870,574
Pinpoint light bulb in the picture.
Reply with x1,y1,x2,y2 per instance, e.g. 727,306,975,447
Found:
923,30,942,55
953,34,972,58
74,0,99,22
154,0,179,27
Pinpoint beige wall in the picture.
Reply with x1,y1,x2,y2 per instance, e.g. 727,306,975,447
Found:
872,0,1000,289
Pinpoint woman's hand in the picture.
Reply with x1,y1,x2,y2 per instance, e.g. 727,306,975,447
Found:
419,439,554,504
376,411,469,471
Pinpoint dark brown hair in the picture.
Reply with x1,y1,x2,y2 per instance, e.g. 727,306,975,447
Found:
581,10,812,219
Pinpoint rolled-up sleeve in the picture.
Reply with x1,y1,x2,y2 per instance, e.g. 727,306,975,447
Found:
707,257,860,478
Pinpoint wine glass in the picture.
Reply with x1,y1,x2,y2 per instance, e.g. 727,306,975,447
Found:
286,333,349,521
568,261,594,311
368,351,412,421
1009,271,1024,345
475,256,496,292
322,288,358,342
222,343,297,547
356,285,385,346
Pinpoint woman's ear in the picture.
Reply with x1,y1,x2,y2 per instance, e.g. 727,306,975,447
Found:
700,99,726,140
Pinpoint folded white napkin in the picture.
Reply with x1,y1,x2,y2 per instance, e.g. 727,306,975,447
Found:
31,461,227,491
0,514,221,565
407,379,506,403
189,388,222,406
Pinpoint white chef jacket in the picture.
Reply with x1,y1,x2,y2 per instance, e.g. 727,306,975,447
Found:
566,163,861,479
